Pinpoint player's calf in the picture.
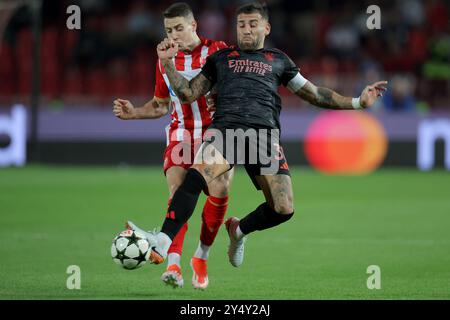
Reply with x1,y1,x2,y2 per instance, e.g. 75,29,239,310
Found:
239,202,294,235
200,195,228,246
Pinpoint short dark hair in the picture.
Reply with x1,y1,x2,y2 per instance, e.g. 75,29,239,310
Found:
163,2,194,19
236,1,269,21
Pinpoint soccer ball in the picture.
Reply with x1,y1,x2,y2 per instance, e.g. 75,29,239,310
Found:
111,229,150,270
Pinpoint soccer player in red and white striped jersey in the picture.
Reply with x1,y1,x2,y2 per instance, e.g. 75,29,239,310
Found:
155,37,226,144
113,2,233,290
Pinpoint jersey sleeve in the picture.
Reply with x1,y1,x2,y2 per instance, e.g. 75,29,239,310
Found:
200,53,218,85
154,59,170,99
280,53,308,92
280,53,300,86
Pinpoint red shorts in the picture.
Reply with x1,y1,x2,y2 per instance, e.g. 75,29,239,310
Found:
163,139,202,175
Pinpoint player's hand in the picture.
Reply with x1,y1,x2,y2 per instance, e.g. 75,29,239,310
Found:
113,98,135,120
360,81,388,108
205,93,216,112
157,38,178,61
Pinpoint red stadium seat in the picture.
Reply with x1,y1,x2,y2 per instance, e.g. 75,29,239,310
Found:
40,31,61,98
85,69,108,98
17,70,31,95
131,59,152,96
109,75,131,97
107,58,131,97
0,43,16,95
62,30,79,64
41,27,59,56
63,68,84,96
16,29,32,96
16,28,32,73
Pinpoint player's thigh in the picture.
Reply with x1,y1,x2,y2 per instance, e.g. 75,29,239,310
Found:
207,167,235,198
254,174,294,214
165,166,187,198
192,142,231,184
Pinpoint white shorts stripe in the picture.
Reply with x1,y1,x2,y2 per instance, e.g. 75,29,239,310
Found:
191,101,203,140
165,125,170,146
172,98,185,141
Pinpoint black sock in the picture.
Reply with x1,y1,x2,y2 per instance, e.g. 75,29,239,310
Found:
161,168,207,239
239,202,294,235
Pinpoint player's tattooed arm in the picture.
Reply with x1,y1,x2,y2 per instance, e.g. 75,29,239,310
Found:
296,80,388,110
161,59,212,104
295,81,353,110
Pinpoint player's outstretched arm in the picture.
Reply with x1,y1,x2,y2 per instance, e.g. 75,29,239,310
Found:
295,80,388,110
113,97,170,120
157,38,212,104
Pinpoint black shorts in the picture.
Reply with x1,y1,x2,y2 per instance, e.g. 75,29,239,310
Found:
203,124,290,190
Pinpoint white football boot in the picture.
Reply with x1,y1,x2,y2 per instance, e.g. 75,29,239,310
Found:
224,217,246,267
125,221,169,264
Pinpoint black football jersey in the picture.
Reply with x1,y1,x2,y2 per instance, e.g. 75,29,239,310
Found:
201,47,300,130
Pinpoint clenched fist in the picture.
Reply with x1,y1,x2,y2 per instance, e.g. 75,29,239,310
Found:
157,38,178,60
113,98,136,120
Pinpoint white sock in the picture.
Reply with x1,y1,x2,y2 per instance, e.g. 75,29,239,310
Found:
194,241,210,260
235,225,245,240
167,253,181,267
156,232,172,256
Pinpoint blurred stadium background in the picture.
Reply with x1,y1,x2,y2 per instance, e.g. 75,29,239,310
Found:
0,0,449,168
0,0,450,299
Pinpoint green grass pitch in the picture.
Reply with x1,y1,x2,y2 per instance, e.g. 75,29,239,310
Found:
1,166,449,299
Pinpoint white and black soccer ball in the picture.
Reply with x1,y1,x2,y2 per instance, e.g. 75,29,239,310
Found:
111,229,150,270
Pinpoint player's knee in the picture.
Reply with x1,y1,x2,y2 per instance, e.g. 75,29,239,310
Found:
275,205,294,215
167,177,185,197
273,198,294,215
168,183,182,198
207,176,230,198
190,164,210,181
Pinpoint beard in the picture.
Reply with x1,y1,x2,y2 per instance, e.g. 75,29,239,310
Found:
238,36,263,51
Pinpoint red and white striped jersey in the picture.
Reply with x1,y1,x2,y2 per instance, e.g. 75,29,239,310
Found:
154,37,227,143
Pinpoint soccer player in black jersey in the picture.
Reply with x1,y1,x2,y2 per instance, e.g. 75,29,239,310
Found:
128,2,387,268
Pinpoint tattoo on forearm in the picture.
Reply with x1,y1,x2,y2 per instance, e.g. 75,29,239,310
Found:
162,60,192,102
297,83,352,110
316,87,335,108
161,59,211,103
191,76,211,99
